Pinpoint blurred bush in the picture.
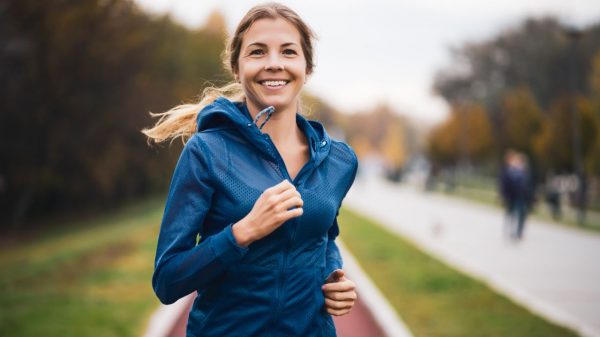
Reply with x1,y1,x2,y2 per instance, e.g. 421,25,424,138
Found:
0,0,229,229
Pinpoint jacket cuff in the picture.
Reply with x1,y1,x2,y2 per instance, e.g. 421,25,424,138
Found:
209,223,249,266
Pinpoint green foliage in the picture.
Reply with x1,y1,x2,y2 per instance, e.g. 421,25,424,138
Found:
339,207,580,337
0,0,229,228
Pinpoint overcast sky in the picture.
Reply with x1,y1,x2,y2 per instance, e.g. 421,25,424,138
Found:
133,0,600,124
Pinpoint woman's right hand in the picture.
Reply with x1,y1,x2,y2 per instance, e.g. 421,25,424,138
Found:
232,180,303,247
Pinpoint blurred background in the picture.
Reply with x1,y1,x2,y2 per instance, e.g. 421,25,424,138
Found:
1,0,600,336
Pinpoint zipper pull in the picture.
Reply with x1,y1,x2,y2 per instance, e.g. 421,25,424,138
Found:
253,106,275,130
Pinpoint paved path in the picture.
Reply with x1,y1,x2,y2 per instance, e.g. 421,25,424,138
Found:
345,177,600,337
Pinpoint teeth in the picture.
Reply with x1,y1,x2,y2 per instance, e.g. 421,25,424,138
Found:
262,80,287,87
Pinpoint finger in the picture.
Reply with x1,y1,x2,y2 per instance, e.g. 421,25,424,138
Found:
262,187,298,210
323,290,357,301
276,188,302,203
325,298,354,310
276,207,303,223
322,280,356,292
326,307,352,316
279,195,303,211
263,188,296,209
325,269,345,283
266,179,294,195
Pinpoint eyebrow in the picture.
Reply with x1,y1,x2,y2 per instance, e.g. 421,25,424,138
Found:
246,42,299,48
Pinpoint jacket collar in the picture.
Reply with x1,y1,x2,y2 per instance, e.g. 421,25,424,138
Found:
196,97,331,167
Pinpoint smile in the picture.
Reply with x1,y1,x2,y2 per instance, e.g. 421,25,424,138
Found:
259,80,289,88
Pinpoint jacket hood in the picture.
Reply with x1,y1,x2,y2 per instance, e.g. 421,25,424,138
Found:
196,97,331,166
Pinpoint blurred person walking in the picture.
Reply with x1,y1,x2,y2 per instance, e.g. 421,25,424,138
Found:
499,150,534,241
142,3,358,336
544,173,562,221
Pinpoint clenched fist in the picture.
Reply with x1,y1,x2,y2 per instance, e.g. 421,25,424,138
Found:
232,180,303,247
322,269,357,316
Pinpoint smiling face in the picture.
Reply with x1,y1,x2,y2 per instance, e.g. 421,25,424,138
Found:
235,18,308,116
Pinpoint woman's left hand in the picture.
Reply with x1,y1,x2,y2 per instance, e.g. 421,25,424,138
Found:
321,269,357,316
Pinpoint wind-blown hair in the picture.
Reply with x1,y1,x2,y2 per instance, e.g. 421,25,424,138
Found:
142,2,317,144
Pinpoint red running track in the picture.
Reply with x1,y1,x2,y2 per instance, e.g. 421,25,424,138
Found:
166,292,386,337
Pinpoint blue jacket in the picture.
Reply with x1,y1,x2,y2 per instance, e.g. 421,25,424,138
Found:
152,97,359,337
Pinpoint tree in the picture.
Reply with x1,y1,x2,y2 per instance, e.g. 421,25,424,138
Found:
502,86,544,156
533,96,599,173
427,103,493,167
434,17,600,112
345,104,413,170
0,0,229,228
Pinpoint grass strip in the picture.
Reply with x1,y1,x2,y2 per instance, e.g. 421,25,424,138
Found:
0,198,164,337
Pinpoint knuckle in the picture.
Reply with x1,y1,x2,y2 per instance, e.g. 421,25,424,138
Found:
268,195,280,205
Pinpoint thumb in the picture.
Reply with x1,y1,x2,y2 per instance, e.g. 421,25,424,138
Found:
326,269,345,283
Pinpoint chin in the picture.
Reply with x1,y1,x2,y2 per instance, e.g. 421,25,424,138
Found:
261,97,297,111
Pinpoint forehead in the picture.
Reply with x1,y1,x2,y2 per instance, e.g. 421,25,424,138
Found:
242,18,302,47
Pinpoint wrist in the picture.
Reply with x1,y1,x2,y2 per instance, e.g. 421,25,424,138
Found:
232,218,254,247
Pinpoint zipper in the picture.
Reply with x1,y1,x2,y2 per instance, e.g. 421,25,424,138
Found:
263,133,310,333
263,133,308,257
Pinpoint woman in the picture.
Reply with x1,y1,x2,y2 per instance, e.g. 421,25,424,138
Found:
143,3,359,336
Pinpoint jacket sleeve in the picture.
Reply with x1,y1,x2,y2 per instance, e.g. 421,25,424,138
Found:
152,135,248,305
325,148,359,279
325,213,343,279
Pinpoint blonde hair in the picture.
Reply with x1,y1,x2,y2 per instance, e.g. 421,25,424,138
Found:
142,2,317,145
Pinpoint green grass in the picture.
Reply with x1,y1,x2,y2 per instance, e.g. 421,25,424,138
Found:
0,198,164,337
338,207,580,337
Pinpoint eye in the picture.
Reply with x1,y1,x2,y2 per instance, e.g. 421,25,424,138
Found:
249,49,265,56
282,49,298,56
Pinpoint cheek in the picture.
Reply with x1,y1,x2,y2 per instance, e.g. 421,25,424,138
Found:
237,61,261,80
282,62,306,78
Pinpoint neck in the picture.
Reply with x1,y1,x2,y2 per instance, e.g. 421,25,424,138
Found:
247,101,302,145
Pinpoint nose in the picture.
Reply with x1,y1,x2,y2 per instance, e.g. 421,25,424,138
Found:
264,52,284,71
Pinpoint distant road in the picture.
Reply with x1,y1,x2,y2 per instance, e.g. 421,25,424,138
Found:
345,177,600,337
